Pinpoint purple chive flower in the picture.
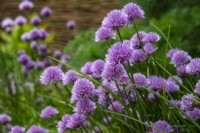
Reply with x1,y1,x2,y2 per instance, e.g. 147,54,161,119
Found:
30,41,38,50
67,113,86,129
97,80,118,95
133,73,149,87
81,62,93,75
194,80,200,95
186,107,200,121
148,93,159,102
40,106,59,119
40,7,52,17
0,114,11,124
152,120,172,133
91,59,105,79
53,50,62,58
18,54,29,65
27,125,48,133
19,0,34,10
5,27,12,33
130,31,147,49
106,41,132,64
18,50,25,55
186,58,200,75
167,76,182,84
71,78,95,102
29,29,41,40
66,20,76,29
62,70,79,85
142,32,160,43
144,43,156,55
181,94,195,111
167,49,179,59
170,50,191,66
130,49,146,63
108,101,124,112
95,27,116,42
75,99,96,115
122,3,144,23
10,126,25,133
148,76,166,92
170,99,181,108
102,9,127,30
40,66,63,85
1,18,14,28
57,115,71,133
26,60,35,70
165,80,179,93
31,16,42,26
21,32,30,41
39,29,49,40
102,63,125,81
176,65,187,76
15,15,27,26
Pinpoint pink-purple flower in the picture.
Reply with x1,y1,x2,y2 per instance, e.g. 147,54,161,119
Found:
40,106,59,119
95,27,116,42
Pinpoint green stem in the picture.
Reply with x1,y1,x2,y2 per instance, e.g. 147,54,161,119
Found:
116,28,123,43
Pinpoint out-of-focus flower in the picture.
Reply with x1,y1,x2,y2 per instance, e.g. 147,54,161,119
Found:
170,99,181,108
25,60,35,70
81,62,93,75
67,113,86,129
148,76,166,92
53,50,62,58
40,7,52,17
27,125,48,133
181,94,195,111
18,54,30,65
142,32,160,43
194,80,200,95
108,101,124,112
19,0,34,10
30,41,38,50
176,65,187,76
186,58,200,75
0,114,11,124
167,49,179,59
170,50,191,67
40,66,63,85
133,73,149,87
40,106,59,119
10,126,25,133
66,20,76,29
21,32,30,41
165,80,179,93
130,49,146,63
15,15,27,26
57,115,71,133
62,70,79,85
95,27,116,42
1,18,14,28
75,99,96,115
144,43,156,55
91,59,105,79
186,107,200,121
31,16,42,26
152,120,172,133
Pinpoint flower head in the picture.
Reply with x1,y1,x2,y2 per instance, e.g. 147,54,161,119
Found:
130,49,146,63
57,115,71,133
71,78,95,102
176,65,187,76
0,114,11,124
186,107,200,121
108,101,124,112
167,75,182,84
19,0,34,10
95,27,116,42
170,99,181,108
40,66,63,85
62,70,79,85
91,59,105,79
123,3,144,23
31,16,42,26
81,62,93,75
10,126,25,133
40,106,59,119
15,16,27,26
186,58,200,75
170,50,191,66
67,113,86,129
102,9,127,30
40,7,52,17
27,125,48,133
194,80,200,95
18,54,29,65
133,73,149,87
165,80,179,93
181,94,195,110
1,18,14,28
142,32,160,43
167,49,179,59
66,20,76,29
75,99,96,115
152,120,172,133
53,50,62,58
21,32,30,41
25,60,35,70
144,43,156,55
130,31,147,49
148,76,166,92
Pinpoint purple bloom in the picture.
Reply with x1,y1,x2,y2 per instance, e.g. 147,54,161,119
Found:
29,29,41,40
181,94,195,111
1,18,14,28
40,66,63,85
108,101,124,112
15,16,27,26
144,43,156,55
123,3,144,23
142,32,160,43
167,49,179,59
167,76,182,84
148,76,166,92
152,120,172,133
39,29,49,40
130,31,147,49
130,49,146,63
27,125,48,133
165,80,179,93
40,106,59,119
133,73,149,87
31,16,42,26
106,41,132,64
26,60,35,70
30,41,38,50
62,70,79,85
0,114,11,124
176,65,187,76
21,32,30,41
186,58,200,75
53,50,62,58
148,93,158,102
10,126,25,133
57,115,71,133
170,99,181,108
186,107,200,121
91,59,105,79
95,27,116,42
171,50,191,66
194,80,200,95
18,54,29,65
19,0,34,10
71,78,95,102
40,7,52,17
102,9,127,30
67,113,86,129
66,20,76,29
81,62,92,75
18,50,25,55
97,80,118,95
75,99,96,115
102,63,125,81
